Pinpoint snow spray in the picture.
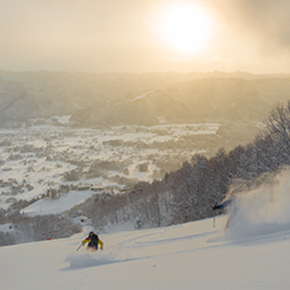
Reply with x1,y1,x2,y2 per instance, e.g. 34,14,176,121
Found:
224,168,290,241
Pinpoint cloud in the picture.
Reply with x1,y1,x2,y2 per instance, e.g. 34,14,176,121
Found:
211,0,290,50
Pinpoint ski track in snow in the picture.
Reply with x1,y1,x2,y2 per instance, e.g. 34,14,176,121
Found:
63,224,219,270
64,221,229,271
64,219,290,272
133,231,216,247
64,201,290,272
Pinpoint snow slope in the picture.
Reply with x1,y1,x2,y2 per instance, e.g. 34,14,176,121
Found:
21,190,97,216
1,215,289,290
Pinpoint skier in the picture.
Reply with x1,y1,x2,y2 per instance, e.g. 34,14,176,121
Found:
213,190,236,211
81,231,104,251
213,197,233,211
213,191,238,229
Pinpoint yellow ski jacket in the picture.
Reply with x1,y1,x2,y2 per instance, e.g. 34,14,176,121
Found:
82,236,104,250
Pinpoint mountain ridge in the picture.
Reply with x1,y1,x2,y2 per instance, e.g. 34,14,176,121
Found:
1,70,290,126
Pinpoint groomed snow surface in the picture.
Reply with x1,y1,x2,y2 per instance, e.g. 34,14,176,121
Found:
1,213,289,290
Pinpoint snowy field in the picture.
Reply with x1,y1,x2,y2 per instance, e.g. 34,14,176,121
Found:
21,190,97,216
1,214,289,290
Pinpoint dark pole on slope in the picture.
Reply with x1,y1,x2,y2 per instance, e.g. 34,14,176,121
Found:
76,244,82,251
213,208,216,228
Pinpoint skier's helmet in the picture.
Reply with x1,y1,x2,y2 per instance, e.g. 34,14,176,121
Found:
89,231,94,236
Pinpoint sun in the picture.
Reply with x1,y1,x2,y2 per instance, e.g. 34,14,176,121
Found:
159,3,212,54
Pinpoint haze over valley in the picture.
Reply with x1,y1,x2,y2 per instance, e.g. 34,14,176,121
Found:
1,70,290,126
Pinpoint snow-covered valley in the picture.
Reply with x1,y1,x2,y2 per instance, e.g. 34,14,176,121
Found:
0,119,220,210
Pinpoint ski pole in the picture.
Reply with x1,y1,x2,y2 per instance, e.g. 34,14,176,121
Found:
76,244,82,251
213,209,216,228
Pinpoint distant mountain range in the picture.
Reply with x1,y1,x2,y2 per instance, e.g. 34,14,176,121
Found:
0,70,290,127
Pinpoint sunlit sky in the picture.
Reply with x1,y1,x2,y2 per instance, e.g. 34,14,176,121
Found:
1,0,290,74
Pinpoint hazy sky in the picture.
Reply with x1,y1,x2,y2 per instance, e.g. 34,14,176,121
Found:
1,0,290,73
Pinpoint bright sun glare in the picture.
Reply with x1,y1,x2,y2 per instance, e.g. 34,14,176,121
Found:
160,3,212,54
